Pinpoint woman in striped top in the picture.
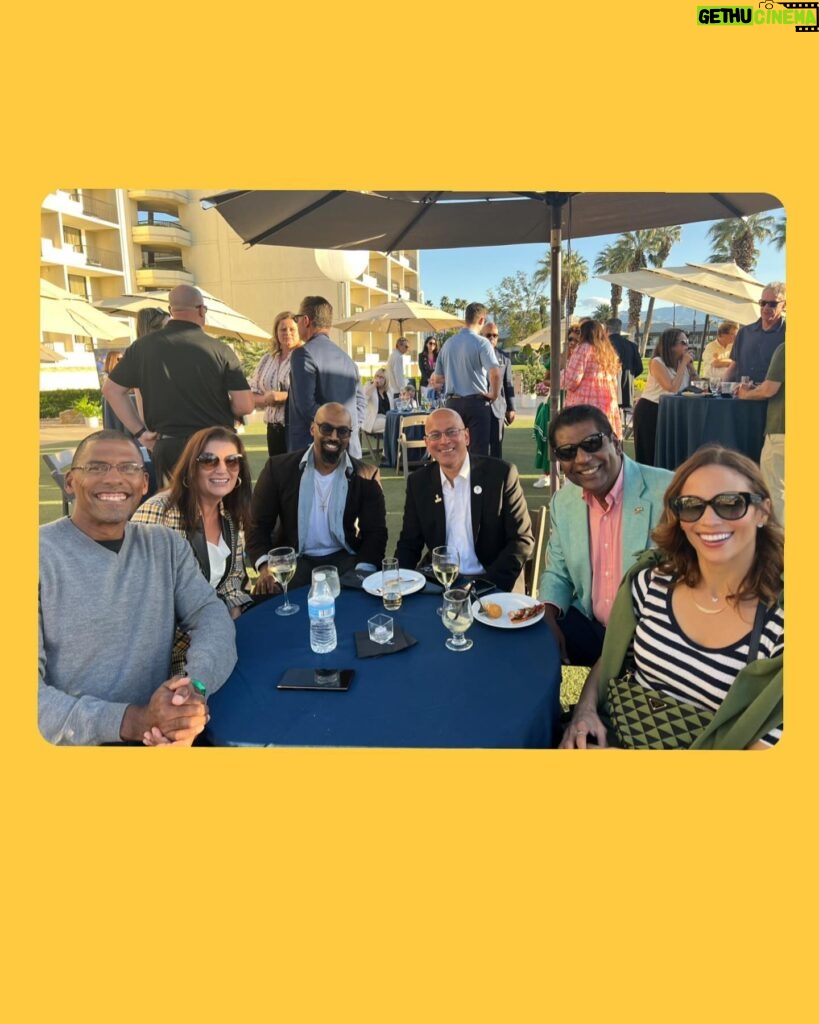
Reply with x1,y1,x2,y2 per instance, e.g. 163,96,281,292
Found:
560,446,784,749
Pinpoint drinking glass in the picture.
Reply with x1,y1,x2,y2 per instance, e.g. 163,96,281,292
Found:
313,565,340,598
268,546,299,616
368,613,394,645
432,545,460,615
708,373,721,397
441,587,474,652
381,557,402,611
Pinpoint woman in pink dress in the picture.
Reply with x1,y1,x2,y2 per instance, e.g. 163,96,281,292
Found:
560,319,622,437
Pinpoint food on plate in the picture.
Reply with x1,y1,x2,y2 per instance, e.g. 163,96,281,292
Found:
508,602,546,623
481,601,503,619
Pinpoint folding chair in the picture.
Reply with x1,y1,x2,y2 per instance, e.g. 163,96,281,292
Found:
42,449,76,517
522,505,548,598
621,406,635,441
395,414,429,476
360,427,383,462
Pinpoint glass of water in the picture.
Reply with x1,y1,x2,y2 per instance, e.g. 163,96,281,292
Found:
441,587,474,652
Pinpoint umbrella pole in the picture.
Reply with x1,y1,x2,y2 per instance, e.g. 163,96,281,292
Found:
546,194,568,494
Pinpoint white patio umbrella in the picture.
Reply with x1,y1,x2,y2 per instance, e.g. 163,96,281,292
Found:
94,289,271,341
596,261,764,325
40,279,129,341
333,299,464,336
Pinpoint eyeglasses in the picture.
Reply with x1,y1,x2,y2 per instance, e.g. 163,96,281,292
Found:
485,333,499,339
71,461,145,476
425,427,464,442
316,422,353,439
294,313,309,321
759,299,782,308
670,491,764,523
196,452,243,470
552,432,609,462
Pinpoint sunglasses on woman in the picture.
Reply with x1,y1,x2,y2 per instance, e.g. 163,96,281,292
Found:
670,491,764,522
196,452,243,469
552,431,609,462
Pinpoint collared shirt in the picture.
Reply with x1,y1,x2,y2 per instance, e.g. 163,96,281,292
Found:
435,328,499,396
731,316,785,383
440,454,484,576
583,462,625,626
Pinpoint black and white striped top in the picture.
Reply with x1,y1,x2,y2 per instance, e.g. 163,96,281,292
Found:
631,568,784,747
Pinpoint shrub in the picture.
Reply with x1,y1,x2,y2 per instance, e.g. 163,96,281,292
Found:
74,395,103,419
40,389,102,418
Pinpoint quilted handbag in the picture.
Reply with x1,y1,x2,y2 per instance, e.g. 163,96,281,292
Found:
603,673,713,749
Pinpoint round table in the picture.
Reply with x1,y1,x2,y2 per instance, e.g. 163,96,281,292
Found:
206,586,562,748
654,393,768,470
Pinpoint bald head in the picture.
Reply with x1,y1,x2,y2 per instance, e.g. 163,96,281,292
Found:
482,322,499,347
168,285,206,325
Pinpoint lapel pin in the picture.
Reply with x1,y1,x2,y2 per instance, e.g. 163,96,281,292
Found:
633,506,644,514
434,493,442,504
473,485,482,495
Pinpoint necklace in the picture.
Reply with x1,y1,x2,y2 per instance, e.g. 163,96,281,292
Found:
692,591,727,615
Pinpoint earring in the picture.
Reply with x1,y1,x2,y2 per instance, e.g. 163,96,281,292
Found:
182,476,189,488
237,476,242,485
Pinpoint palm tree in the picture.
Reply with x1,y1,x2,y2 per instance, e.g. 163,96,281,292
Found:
593,244,624,319
534,248,589,319
608,226,681,352
772,217,786,252
706,214,775,272
591,303,612,322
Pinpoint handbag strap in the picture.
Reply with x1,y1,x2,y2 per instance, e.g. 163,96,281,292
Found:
746,601,768,664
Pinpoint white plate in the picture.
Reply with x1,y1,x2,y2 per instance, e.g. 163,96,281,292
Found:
471,593,545,629
362,569,426,597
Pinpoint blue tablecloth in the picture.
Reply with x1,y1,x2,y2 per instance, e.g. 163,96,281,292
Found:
655,393,768,470
206,586,561,748
382,409,429,468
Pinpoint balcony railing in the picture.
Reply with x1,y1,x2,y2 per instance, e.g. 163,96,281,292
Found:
85,244,123,271
141,255,187,272
67,192,118,222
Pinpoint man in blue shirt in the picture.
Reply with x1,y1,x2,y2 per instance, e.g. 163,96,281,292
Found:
430,301,501,456
727,282,785,384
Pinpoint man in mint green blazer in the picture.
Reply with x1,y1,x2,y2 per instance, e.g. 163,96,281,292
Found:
538,404,672,665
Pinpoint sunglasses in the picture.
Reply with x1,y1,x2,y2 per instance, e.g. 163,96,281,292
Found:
759,299,782,308
316,422,352,439
670,491,764,523
552,431,609,462
485,333,499,339
196,452,243,469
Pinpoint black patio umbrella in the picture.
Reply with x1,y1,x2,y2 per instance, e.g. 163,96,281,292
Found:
202,190,783,488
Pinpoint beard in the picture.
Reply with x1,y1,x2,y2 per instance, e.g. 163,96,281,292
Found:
319,440,344,466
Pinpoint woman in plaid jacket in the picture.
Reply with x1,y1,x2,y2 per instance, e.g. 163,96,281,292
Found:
132,426,253,672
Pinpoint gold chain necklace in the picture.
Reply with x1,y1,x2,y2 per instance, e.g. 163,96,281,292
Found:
692,592,727,615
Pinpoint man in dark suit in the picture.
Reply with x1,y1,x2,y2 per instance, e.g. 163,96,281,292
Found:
289,295,364,458
481,321,516,458
605,317,643,412
247,403,387,591
395,408,534,592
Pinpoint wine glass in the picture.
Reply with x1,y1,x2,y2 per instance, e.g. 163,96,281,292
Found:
441,587,474,652
268,546,299,616
432,545,460,615
708,372,721,397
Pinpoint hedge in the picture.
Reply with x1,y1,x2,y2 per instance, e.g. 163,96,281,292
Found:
40,389,102,418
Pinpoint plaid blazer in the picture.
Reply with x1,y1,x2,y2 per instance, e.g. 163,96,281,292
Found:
131,494,251,610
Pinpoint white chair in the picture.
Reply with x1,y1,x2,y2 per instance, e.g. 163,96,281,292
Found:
360,426,384,462
523,505,548,598
395,415,429,476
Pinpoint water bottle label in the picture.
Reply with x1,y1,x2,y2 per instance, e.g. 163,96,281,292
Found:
308,603,334,620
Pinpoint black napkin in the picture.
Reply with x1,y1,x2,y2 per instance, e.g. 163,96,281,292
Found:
339,568,370,590
354,624,418,658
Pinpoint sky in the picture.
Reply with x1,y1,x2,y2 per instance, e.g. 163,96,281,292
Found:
419,216,786,321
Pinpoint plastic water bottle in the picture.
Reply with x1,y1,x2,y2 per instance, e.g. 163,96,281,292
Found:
308,572,337,653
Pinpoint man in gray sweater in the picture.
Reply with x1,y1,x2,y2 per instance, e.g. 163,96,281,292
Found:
39,430,237,745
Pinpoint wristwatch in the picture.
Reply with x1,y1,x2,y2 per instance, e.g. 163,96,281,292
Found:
132,426,148,440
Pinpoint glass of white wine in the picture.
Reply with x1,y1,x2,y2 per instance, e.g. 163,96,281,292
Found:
381,557,403,611
268,546,299,616
441,587,474,652
432,545,460,615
